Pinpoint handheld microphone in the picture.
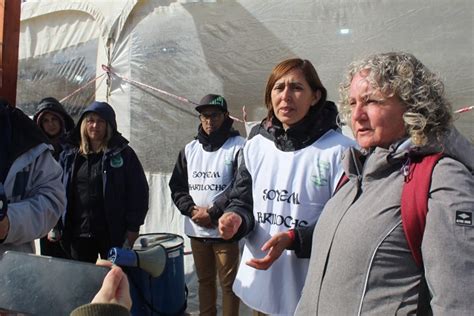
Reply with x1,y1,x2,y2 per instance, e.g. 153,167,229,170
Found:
108,245,167,278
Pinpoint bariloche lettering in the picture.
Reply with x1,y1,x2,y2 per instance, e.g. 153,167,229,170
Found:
189,183,227,191
262,189,300,204
256,212,308,228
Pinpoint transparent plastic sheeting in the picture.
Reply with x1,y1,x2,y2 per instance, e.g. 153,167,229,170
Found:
18,1,474,312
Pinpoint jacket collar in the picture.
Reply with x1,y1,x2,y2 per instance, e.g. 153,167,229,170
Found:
343,126,474,181
196,116,240,151
255,100,339,151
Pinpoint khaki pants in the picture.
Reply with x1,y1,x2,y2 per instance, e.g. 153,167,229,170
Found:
191,238,240,316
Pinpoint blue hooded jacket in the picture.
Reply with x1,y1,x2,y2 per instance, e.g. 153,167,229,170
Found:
60,101,149,247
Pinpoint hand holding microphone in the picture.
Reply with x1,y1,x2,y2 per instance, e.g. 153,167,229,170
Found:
93,259,132,311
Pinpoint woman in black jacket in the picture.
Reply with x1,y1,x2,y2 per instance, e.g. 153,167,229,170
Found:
60,101,149,263
34,97,75,257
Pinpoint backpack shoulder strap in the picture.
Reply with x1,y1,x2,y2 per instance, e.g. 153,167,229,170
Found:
335,173,350,193
401,152,444,268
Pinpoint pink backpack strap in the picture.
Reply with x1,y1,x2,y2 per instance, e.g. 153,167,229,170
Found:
401,153,444,268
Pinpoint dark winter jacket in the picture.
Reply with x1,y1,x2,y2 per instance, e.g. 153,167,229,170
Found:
226,101,341,240
169,116,242,227
60,102,149,247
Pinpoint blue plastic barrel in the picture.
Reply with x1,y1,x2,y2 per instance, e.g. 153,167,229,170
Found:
127,233,186,316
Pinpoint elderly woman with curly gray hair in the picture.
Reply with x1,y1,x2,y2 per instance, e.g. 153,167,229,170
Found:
292,51,474,315
250,52,473,315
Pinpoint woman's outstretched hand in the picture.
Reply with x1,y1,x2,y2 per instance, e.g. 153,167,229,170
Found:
246,231,293,270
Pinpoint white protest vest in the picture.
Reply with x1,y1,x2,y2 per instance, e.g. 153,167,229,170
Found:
184,136,245,238
233,129,354,315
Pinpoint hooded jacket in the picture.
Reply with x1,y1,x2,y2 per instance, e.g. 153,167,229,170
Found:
33,97,75,133
0,101,66,253
295,127,474,315
169,116,245,239
33,97,75,160
60,101,149,247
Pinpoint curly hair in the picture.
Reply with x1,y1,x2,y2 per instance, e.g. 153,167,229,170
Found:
339,52,452,146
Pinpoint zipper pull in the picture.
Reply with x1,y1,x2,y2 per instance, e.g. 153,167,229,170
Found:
401,157,411,179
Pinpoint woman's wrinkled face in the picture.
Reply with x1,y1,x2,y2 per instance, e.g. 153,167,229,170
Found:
41,112,62,137
349,72,407,149
85,113,107,143
271,69,320,129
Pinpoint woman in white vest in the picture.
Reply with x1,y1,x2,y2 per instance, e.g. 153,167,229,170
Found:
218,58,355,315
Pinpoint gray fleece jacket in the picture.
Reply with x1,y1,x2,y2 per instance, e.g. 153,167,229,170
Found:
295,127,474,315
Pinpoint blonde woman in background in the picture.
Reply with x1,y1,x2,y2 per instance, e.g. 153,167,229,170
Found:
60,101,149,263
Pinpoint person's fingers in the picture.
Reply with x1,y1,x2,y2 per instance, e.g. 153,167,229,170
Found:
247,237,287,270
115,267,132,310
219,213,238,239
261,236,278,252
221,213,241,227
204,217,213,228
246,256,272,270
219,227,233,240
219,212,233,224
219,223,237,239
245,260,261,269
266,247,284,264
92,267,122,303
218,225,227,238
192,209,209,223
262,232,292,252
96,259,113,268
